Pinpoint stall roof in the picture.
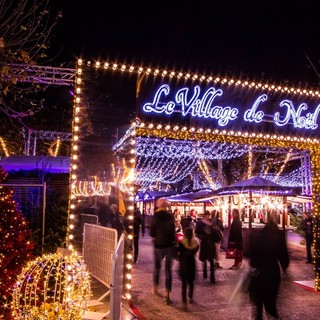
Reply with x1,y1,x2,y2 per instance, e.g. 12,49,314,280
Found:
137,190,177,201
216,176,295,196
166,188,215,203
0,156,70,173
287,195,313,204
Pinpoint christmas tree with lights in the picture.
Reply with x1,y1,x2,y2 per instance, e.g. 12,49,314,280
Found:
0,166,34,316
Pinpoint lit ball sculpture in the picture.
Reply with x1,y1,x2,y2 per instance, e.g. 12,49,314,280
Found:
11,251,91,319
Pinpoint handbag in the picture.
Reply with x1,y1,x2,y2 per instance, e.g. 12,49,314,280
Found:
226,247,239,259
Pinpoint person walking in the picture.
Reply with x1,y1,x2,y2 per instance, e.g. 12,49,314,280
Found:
150,197,176,305
248,211,290,320
212,210,224,269
195,210,217,284
110,204,124,240
96,198,113,227
227,208,243,270
301,211,313,264
173,208,182,230
177,227,199,310
133,203,145,264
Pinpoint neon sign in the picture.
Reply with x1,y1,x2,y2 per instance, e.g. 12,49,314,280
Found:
142,84,320,130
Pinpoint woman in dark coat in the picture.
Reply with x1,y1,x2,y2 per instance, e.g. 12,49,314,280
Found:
248,212,289,320
132,204,145,263
178,227,199,309
195,210,217,283
227,208,243,269
301,211,313,263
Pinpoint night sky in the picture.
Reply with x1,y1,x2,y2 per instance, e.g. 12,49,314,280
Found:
54,1,320,87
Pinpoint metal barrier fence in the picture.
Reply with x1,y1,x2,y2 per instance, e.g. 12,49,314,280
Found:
82,224,118,301
82,224,125,320
110,233,125,320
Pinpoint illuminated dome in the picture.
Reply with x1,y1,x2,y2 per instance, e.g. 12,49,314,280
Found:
11,251,91,319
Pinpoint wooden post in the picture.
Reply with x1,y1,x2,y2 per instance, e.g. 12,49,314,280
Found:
249,191,252,230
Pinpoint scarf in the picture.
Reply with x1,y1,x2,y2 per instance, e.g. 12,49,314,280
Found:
181,236,199,250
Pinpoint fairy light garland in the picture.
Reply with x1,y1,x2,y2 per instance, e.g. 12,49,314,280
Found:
263,164,270,176
54,138,61,157
88,60,320,98
274,149,292,181
136,155,197,183
264,168,302,187
248,146,253,178
136,136,248,160
0,137,10,157
310,147,320,291
198,159,218,189
72,178,112,197
112,121,139,152
11,252,91,319
135,126,318,149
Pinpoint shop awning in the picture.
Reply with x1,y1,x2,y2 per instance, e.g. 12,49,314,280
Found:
0,155,70,173
287,195,313,204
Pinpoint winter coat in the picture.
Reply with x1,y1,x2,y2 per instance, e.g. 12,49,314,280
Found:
228,217,243,250
133,208,145,237
214,217,224,232
150,208,176,249
248,221,289,303
178,236,199,280
301,215,313,239
181,216,197,231
195,218,216,262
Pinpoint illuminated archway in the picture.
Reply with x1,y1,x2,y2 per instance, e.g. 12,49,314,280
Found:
68,60,320,300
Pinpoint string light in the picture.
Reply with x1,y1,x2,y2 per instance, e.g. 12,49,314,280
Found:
247,146,253,178
274,149,292,181
198,159,218,189
136,137,248,160
88,60,320,97
0,137,10,157
11,252,91,319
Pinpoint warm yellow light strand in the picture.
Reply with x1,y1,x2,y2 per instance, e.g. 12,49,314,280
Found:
54,138,61,157
275,149,292,181
88,60,320,97
0,137,10,157
198,159,217,189
247,146,252,178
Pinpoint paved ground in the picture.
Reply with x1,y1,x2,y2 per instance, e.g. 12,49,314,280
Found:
87,229,320,319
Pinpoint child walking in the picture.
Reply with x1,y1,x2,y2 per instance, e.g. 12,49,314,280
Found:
178,227,200,310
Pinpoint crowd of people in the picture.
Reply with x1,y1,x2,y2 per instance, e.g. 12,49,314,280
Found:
149,199,245,309
95,196,313,318
149,198,295,318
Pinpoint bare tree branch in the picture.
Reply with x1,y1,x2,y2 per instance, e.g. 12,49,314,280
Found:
304,52,320,86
